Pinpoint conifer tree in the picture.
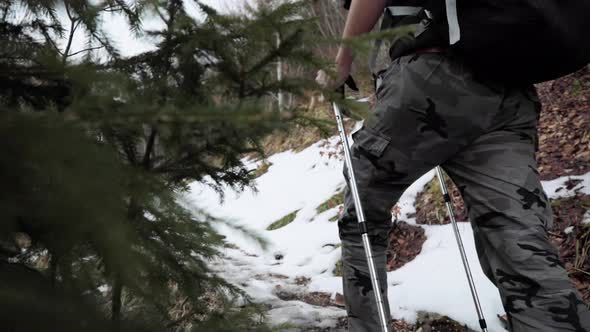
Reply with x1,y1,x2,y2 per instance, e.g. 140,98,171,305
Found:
0,0,324,330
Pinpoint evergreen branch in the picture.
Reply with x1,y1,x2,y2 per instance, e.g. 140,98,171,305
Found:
30,19,64,53
120,135,139,165
66,45,104,59
1,1,10,22
0,1,327,328
62,3,81,64
100,0,143,36
142,126,158,169
88,29,121,60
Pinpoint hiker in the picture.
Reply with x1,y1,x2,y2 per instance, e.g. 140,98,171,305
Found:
317,0,590,331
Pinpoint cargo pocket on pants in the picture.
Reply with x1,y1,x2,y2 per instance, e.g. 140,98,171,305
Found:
352,127,390,158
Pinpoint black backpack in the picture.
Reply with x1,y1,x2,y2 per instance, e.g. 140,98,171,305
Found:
345,0,590,84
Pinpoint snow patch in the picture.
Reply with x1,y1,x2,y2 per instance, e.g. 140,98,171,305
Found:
267,303,344,330
398,170,435,224
98,284,110,293
387,223,505,332
542,174,590,199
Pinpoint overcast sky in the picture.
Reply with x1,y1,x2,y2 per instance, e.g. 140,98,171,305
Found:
53,0,256,59
200,0,253,14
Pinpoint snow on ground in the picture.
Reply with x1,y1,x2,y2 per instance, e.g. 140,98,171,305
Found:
186,135,590,331
543,174,590,199
388,223,504,330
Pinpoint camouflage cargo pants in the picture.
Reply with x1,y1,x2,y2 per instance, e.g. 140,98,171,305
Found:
338,53,590,332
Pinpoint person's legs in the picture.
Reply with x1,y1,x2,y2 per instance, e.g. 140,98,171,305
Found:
443,88,590,331
338,53,513,331
338,52,590,331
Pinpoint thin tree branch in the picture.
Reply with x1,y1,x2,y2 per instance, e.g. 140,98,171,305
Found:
1,2,11,22
66,46,104,59
142,127,158,169
62,3,81,64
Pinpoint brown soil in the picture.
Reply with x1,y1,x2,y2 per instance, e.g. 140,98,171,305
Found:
386,221,427,272
256,99,361,158
411,174,468,225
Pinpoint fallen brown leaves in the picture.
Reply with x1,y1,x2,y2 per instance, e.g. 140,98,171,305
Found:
549,193,590,304
536,66,590,180
386,221,427,272
275,290,336,307
411,175,468,225
391,318,416,332
391,312,478,332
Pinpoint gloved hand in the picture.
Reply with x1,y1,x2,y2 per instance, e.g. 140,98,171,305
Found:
315,49,352,92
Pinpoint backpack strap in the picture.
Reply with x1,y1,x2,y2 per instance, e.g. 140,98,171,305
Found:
368,6,423,75
387,6,422,16
445,0,460,44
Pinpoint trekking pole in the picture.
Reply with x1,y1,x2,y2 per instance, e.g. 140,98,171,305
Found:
333,76,390,332
435,166,488,332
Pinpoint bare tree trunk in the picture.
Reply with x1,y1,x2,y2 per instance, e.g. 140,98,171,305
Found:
302,0,346,59
276,33,284,112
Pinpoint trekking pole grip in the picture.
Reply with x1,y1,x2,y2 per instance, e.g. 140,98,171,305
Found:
338,75,359,96
336,75,359,117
